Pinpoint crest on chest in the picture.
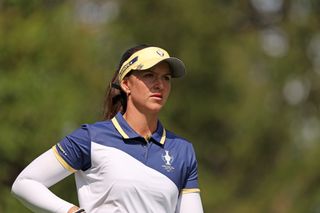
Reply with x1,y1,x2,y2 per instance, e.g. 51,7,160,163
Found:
161,150,175,172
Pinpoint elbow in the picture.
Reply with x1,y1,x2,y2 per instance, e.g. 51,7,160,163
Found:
11,175,30,199
11,177,22,197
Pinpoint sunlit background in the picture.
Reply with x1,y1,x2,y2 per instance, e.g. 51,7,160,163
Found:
1,0,320,212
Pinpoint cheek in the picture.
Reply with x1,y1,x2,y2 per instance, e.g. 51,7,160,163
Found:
131,84,149,98
164,83,171,97
166,81,172,91
167,84,172,93
127,78,146,93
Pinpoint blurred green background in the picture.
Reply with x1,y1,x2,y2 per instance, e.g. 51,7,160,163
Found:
1,0,320,212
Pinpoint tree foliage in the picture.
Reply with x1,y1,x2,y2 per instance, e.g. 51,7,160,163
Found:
1,0,320,212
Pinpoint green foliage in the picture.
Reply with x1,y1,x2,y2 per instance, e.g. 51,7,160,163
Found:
1,0,320,212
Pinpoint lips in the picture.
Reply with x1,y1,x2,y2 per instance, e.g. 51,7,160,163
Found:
150,93,163,99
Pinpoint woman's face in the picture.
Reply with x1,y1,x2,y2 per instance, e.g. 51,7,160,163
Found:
122,61,172,114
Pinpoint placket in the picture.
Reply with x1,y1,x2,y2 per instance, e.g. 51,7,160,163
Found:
142,141,152,162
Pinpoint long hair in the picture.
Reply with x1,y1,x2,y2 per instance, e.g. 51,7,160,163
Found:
103,44,150,120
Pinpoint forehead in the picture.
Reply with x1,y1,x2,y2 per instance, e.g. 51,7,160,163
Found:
149,62,171,74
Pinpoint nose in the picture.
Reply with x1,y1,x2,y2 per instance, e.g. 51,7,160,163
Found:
153,76,164,90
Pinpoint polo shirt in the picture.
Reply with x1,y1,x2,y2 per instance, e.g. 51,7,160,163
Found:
52,112,200,213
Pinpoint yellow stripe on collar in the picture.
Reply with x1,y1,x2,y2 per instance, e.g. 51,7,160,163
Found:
111,117,129,139
160,128,166,145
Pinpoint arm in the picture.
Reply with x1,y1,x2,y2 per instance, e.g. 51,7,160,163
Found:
175,192,204,213
11,149,78,213
176,143,203,213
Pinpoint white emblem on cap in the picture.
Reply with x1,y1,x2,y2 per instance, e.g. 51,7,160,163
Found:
156,50,165,57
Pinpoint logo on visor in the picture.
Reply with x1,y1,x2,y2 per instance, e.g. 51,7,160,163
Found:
156,50,165,57
161,150,175,172
119,56,139,77
136,64,144,70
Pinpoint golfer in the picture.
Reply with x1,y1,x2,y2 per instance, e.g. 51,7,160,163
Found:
11,45,204,213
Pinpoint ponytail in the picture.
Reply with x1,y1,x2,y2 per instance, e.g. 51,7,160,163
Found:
102,44,150,120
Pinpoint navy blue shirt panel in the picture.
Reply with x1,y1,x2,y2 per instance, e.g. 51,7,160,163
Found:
55,114,199,191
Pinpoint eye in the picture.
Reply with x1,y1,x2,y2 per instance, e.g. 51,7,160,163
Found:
163,75,172,81
142,72,155,79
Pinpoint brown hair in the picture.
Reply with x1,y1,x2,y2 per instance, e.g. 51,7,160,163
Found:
103,44,150,120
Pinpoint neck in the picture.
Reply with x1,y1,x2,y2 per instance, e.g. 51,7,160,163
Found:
123,107,159,139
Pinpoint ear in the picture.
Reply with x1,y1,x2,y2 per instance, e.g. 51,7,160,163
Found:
120,79,131,95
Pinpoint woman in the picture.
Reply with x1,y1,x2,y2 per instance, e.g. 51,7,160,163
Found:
11,45,204,213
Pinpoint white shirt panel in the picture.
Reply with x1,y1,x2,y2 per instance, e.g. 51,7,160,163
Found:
75,142,179,213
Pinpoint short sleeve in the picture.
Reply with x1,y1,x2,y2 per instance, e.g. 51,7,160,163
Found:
52,124,91,172
182,144,200,194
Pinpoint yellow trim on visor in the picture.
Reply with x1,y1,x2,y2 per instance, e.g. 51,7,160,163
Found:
52,146,76,173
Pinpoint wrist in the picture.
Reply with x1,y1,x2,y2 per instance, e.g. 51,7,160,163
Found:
67,206,86,213
73,209,86,213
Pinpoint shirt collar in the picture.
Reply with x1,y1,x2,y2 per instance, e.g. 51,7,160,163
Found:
111,112,167,145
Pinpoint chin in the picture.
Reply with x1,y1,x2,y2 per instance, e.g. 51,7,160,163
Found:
146,104,163,114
